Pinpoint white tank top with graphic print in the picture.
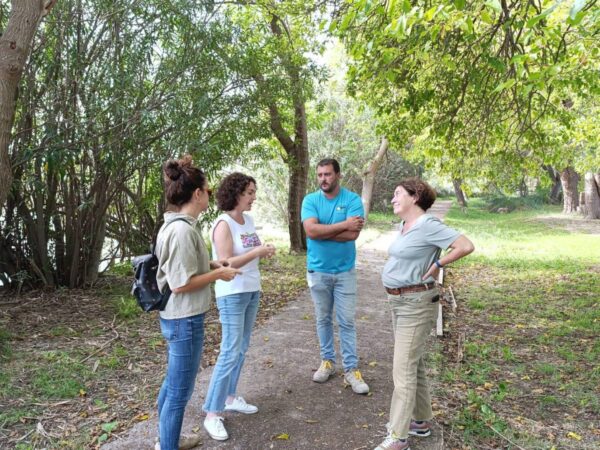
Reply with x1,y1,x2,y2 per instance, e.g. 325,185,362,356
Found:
211,213,261,298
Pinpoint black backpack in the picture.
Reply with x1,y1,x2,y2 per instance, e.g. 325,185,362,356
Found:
131,218,189,312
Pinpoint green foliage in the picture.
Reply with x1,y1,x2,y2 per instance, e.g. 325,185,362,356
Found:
3,0,271,288
107,262,133,277
113,296,140,321
483,192,548,212
334,0,600,192
0,407,37,429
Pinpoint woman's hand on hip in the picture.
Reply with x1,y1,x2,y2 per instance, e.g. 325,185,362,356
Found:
422,264,440,281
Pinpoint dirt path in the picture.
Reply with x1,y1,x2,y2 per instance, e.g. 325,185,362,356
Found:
104,202,452,450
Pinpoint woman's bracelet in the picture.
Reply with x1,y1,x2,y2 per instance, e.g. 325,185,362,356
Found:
434,260,443,269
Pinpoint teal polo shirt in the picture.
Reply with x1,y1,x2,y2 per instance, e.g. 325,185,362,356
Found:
301,188,364,274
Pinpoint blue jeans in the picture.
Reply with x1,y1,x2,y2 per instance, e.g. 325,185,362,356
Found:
157,313,205,450
203,291,260,413
307,268,358,371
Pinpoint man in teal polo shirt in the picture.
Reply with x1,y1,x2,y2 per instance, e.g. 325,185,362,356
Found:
301,158,369,394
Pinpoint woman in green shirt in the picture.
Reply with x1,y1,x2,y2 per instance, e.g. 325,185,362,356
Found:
154,156,240,450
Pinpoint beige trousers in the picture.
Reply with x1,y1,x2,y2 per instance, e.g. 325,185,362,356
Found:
387,289,439,439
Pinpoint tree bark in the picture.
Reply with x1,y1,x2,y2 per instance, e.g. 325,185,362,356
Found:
259,15,309,253
0,0,56,209
583,172,600,219
361,136,388,220
452,178,467,208
543,165,562,204
559,167,580,214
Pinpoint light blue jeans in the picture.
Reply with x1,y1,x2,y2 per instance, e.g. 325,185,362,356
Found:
158,313,205,450
307,268,358,371
203,291,260,413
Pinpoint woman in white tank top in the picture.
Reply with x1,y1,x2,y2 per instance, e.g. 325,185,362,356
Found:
202,173,275,441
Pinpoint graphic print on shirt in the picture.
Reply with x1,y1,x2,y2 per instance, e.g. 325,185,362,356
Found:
240,232,261,248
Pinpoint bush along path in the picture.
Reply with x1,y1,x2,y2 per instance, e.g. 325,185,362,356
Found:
102,203,453,450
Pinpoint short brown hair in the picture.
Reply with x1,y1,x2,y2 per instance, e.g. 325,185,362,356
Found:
397,178,437,211
317,158,340,174
216,172,257,211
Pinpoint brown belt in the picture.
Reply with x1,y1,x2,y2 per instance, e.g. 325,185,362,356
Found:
385,282,436,295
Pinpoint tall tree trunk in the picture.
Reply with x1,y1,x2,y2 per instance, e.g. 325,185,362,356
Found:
560,167,580,214
258,15,309,253
543,165,562,204
0,0,56,209
361,136,388,220
287,145,308,253
452,178,467,208
583,172,600,219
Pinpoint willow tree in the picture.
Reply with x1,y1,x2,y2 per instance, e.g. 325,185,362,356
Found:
0,0,57,209
1,0,263,288
334,0,599,207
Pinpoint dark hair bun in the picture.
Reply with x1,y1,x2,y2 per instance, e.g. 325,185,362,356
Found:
162,155,207,207
164,161,182,181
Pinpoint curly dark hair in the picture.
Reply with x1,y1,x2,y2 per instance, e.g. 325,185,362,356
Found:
397,178,437,211
216,172,257,211
163,154,206,207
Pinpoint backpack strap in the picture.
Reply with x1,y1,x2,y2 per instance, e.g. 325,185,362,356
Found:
151,217,192,255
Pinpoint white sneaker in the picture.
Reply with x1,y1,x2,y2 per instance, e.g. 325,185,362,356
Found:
224,396,258,414
203,416,228,441
344,369,370,394
312,359,336,383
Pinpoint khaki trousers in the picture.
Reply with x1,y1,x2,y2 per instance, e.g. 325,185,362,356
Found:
387,289,439,439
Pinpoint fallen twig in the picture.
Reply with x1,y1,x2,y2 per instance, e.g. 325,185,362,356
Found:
487,424,526,450
14,428,34,442
448,285,457,311
456,331,465,363
79,329,120,363
31,400,71,407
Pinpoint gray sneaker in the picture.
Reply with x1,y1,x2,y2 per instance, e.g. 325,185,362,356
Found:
312,360,335,383
344,369,370,394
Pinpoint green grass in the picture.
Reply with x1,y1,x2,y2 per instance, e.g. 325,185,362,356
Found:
437,200,600,448
446,199,599,269
113,295,141,321
0,407,38,428
31,351,93,399
0,327,11,360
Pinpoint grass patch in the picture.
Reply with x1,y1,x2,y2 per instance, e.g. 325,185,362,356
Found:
365,211,397,232
0,327,12,360
32,351,92,399
0,407,38,428
113,295,141,321
435,201,600,449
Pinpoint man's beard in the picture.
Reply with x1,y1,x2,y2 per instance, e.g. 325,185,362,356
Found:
320,180,338,193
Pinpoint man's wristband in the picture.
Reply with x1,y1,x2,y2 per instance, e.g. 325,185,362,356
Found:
434,260,443,269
